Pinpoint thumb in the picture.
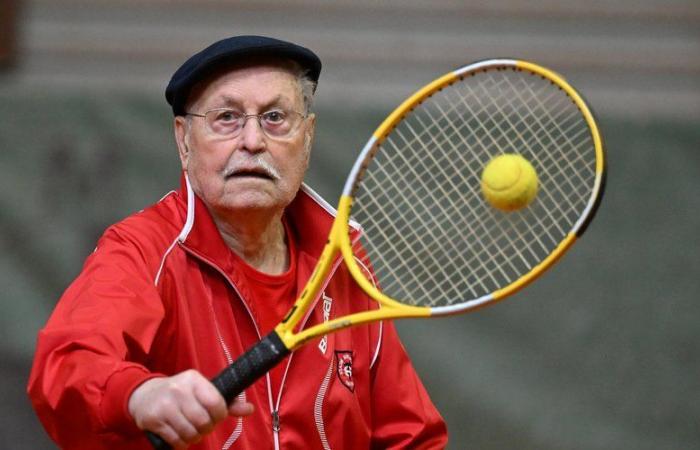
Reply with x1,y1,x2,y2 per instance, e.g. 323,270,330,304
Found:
228,398,255,417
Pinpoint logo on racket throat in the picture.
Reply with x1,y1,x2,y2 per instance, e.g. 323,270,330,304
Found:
335,350,355,392
318,292,333,354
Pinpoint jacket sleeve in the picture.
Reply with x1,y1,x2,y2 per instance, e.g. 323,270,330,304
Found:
27,227,167,449
368,320,448,449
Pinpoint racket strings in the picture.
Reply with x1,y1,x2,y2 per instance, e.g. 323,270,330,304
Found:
357,155,469,300
358,79,548,304
358,130,523,303
363,136,495,301
350,67,596,308
430,83,554,256
468,72,586,225
462,75,577,239
362,100,513,300
478,72,595,220
403,102,534,297
384,76,565,297
507,75,594,209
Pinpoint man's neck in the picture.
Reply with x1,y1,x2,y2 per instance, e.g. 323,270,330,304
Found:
213,209,289,275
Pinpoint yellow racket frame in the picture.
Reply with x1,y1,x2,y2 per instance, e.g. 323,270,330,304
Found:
274,58,605,352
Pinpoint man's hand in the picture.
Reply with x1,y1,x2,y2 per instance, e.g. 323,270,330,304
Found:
128,370,254,449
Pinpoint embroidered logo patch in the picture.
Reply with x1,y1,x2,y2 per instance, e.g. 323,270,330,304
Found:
335,350,355,392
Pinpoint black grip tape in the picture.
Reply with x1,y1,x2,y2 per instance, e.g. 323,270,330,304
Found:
212,330,289,403
146,431,170,450
147,330,289,449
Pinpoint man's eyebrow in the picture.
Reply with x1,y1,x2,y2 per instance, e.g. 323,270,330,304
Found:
256,95,294,111
210,95,243,109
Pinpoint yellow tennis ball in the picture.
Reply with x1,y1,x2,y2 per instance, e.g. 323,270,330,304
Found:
481,154,538,211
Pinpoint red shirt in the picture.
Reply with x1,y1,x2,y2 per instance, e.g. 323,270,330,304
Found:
230,219,297,401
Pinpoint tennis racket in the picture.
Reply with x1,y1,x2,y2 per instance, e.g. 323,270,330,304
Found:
148,58,606,449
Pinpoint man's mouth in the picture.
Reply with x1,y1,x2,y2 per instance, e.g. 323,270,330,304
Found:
224,159,281,181
226,169,274,180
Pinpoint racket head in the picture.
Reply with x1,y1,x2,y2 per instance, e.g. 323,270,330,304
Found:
338,58,606,317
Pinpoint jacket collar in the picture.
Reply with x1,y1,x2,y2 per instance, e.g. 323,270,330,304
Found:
176,172,346,272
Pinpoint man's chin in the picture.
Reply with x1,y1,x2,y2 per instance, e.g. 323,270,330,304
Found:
204,178,297,216
217,190,283,214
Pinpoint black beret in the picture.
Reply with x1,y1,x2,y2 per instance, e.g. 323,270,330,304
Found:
165,35,322,116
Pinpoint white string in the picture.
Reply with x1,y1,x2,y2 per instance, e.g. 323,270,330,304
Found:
350,67,596,308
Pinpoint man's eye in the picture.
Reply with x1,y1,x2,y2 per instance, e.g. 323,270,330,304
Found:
263,111,286,124
215,110,239,122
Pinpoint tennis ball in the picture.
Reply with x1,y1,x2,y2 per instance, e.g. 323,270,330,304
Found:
481,154,538,211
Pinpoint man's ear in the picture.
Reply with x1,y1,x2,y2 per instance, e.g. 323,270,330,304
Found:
304,113,316,155
174,116,190,170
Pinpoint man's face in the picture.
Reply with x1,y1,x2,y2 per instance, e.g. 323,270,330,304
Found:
174,63,315,218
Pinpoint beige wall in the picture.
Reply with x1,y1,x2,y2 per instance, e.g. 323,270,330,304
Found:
12,0,700,120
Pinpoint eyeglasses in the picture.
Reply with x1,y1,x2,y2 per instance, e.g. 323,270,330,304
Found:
186,108,307,139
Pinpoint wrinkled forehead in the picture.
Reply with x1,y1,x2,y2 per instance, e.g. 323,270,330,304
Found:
186,57,304,111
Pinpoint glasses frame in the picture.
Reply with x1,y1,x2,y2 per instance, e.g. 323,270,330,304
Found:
185,108,308,140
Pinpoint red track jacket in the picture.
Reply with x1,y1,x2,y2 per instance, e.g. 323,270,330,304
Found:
28,176,447,449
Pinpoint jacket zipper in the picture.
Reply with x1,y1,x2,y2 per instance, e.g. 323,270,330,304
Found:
270,254,346,443
272,410,281,432
272,410,281,449
180,243,347,448
179,246,279,447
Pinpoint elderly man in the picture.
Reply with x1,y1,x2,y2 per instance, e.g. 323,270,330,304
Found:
28,36,447,449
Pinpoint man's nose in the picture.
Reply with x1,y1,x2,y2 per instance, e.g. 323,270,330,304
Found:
238,116,266,152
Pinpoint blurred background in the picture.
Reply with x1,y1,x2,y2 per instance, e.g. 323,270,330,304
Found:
1,0,699,448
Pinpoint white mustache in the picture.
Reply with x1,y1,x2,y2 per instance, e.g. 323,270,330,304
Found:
224,155,281,180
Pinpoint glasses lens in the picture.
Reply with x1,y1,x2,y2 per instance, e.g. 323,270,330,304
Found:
206,109,243,136
261,110,300,137
204,109,304,139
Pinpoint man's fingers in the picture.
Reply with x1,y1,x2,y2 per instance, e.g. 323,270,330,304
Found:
152,422,188,450
192,377,228,424
129,370,237,447
181,396,218,436
167,407,203,445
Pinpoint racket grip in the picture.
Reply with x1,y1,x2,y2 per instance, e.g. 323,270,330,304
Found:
146,331,289,449
212,330,289,403
146,431,170,450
